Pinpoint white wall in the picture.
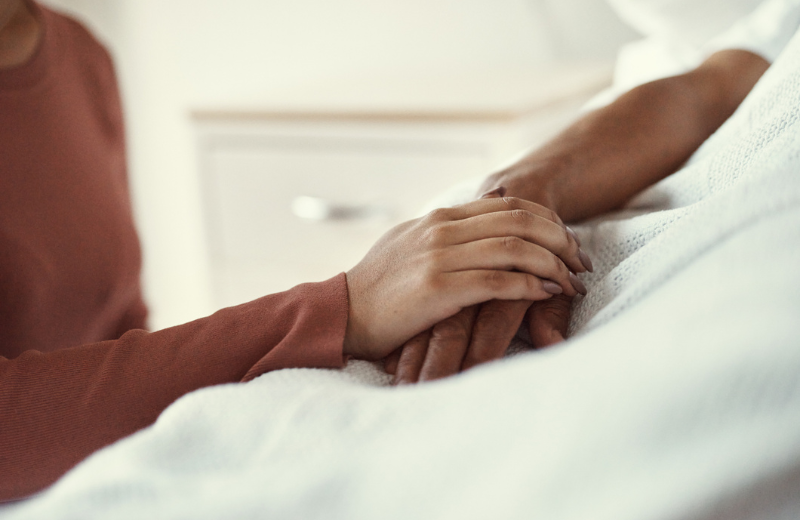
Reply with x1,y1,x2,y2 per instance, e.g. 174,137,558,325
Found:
41,0,637,329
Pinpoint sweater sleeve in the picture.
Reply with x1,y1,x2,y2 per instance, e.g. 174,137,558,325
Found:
0,273,349,501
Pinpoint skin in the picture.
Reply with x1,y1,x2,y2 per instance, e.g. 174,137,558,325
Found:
0,0,40,69
0,0,583,367
388,49,770,384
1,2,766,376
342,196,589,360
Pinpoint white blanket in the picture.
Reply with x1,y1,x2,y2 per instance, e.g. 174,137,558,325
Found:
5,32,800,520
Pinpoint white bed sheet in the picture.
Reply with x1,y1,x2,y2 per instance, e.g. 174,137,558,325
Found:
4,24,800,520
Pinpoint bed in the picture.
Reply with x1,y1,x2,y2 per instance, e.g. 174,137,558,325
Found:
4,24,800,520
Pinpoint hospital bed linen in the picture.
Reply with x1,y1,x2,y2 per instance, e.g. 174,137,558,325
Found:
588,0,800,109
4,21,800,520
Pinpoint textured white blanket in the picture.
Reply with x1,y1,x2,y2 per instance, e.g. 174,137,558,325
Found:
5,31,800,520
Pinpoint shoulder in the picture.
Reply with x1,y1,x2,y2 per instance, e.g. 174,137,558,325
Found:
39,4,117,78
37,5,125,138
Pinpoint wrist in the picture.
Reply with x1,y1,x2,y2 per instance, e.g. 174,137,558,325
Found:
342,268,378,360
482,155,566,215
342,314,368,360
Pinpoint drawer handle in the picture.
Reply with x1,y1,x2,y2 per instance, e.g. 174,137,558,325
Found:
291,196,390,221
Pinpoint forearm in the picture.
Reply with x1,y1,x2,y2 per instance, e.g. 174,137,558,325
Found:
484,50,769,222
0,275,348,500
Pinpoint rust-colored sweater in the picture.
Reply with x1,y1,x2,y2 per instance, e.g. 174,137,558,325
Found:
0,4,348,501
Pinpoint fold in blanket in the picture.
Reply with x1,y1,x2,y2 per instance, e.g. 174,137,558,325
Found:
5,26,800,520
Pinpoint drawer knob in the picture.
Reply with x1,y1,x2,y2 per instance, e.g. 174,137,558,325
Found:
291,196,390,221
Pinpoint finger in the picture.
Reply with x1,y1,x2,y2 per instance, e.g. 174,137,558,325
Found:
441,237,583,296
526,294,572,349
435,271,560,316
393,329,431,385
459,196,564,226
440,209,587,273
419,306,480,382
476,186,593,272
383,347,402,375
461,299,531,371
426,196,563,227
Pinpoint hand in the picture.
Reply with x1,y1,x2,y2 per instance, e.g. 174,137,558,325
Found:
384,294,573,383
343,196,588,361
384,188,591,384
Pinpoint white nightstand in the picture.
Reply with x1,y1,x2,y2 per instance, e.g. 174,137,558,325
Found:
192,63,610,310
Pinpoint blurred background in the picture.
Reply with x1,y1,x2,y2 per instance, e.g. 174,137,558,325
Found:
40,0,640,330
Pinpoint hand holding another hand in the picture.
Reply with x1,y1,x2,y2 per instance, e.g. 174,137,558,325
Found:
380,49,768,383
342,195,588,362
384,187,592,384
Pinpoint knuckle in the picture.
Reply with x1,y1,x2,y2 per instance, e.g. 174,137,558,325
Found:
483,270,508,291
530,296,572,326
427,248,448,270
520,273,542,294
500,196,520,209
423,272,445,295
558,226,574,254
425,207,453,223
555,264,571,286
431,318,470,343
501,235,524,253
510,208,533,223
549,254,566,275
422,223,449,246
524,273,540,293
420,256,446,290
422,254,444,279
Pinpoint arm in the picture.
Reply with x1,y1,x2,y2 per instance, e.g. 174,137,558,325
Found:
482,50,769,222
390,49,770,384
0,277,349,501
1,196,577,500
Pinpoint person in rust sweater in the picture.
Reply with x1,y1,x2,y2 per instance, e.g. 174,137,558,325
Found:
0,0,590,501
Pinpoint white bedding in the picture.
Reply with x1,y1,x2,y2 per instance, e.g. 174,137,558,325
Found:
5,28,800,520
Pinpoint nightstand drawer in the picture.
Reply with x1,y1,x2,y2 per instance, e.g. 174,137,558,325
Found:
200,128,496,307
194,76,603,310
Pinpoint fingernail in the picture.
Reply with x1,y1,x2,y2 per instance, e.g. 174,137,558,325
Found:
578,249,594,272
542,280,563,295
480,186,507,199
566,226,581,246
569,272,588,295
